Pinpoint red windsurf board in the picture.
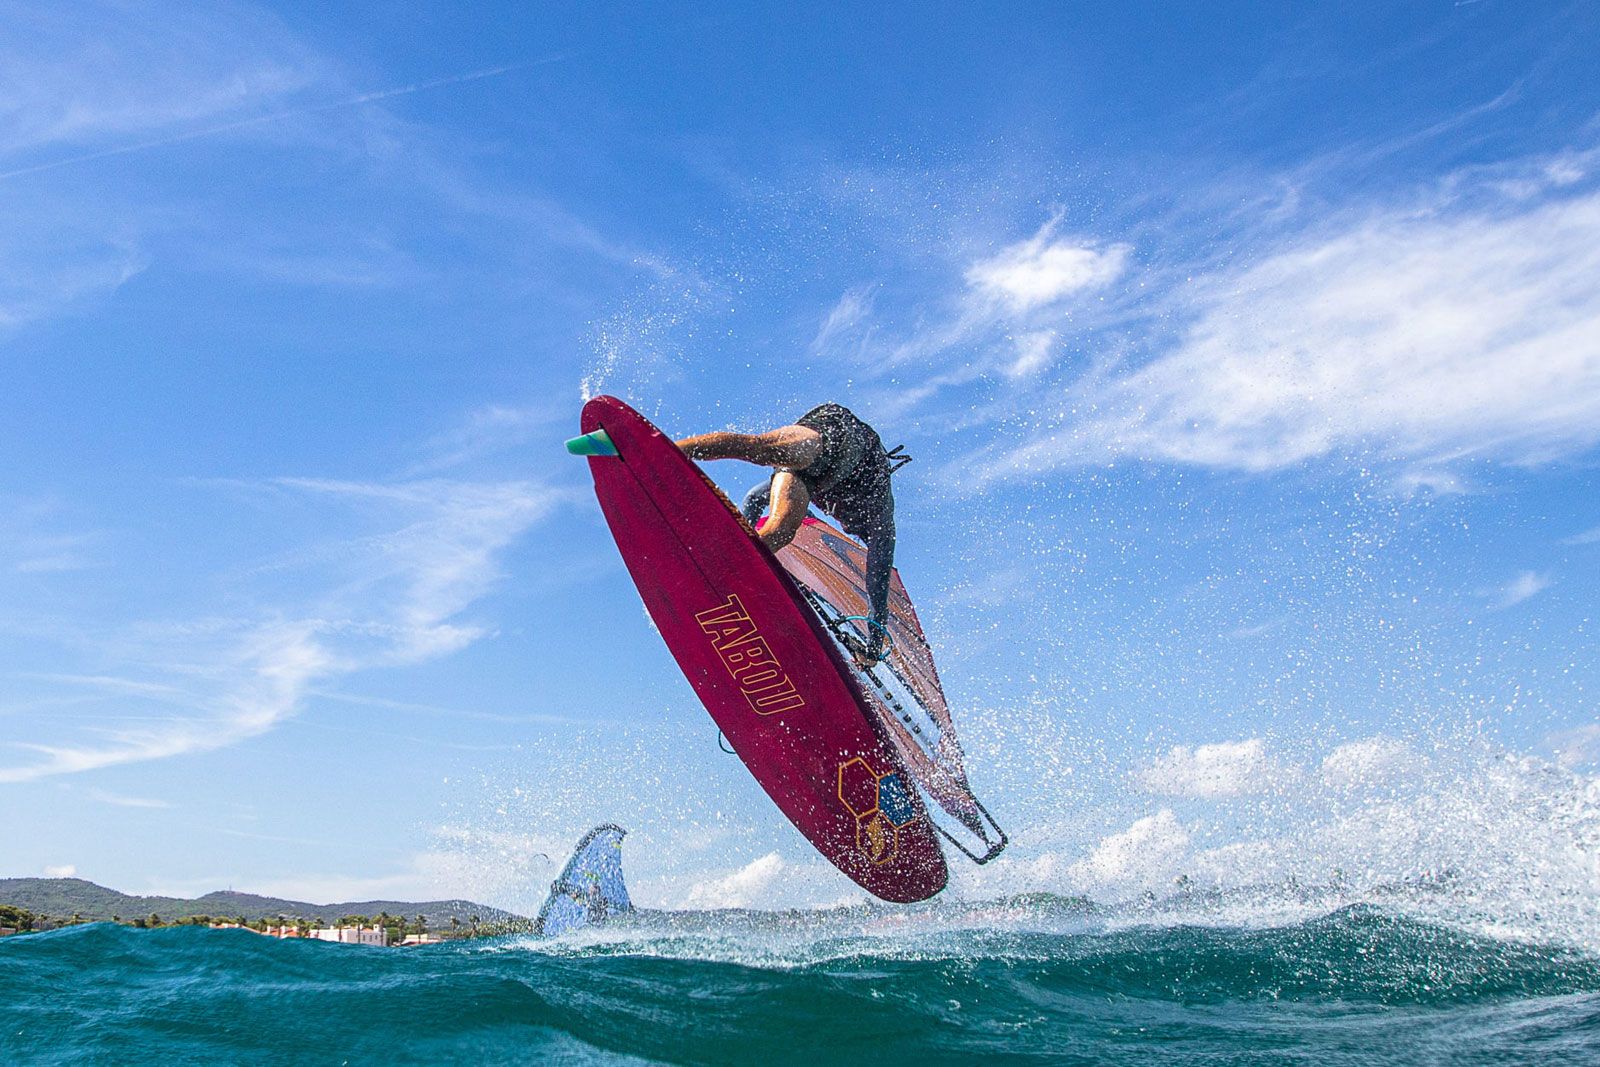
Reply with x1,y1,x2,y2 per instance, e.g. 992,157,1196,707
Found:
572,395,948,904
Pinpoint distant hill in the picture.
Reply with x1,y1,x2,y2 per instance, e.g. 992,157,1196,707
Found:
0,878,522,925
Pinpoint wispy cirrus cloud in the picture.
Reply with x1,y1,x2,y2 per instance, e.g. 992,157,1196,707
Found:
0,3,632,331
0,499,105,574
0,1,323,160
968,151,1600,485
0,59,538,183
0,475,556,783
88,788,173,809
1480,569,1551,611
811,216,1134,415
406,403,565,475
0,1,320,328
1562,525,1600,546
810,285,877,357
0,213,146,331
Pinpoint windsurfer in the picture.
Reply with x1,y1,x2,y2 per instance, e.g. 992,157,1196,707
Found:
677,403,908,668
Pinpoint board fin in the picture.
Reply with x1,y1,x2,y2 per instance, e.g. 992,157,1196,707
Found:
566,429,618,457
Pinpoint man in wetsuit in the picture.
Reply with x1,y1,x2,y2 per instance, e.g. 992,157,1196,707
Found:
677,403,903,668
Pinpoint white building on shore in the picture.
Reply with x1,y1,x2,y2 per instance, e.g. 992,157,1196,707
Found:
398,933,445,946
307,925,388,946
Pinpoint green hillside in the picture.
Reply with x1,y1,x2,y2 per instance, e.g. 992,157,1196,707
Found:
0,878,522,925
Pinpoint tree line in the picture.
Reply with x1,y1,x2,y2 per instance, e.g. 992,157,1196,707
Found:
0,904,519,939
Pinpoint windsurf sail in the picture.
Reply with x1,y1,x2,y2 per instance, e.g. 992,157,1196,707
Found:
779,518,1007,864
533,824,633,937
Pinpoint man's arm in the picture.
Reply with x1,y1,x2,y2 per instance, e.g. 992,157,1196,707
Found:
676,426,823,468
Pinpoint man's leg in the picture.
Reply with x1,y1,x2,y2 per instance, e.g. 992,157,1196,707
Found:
741,475,810,551
677,425,823,469
759,471,811,551
740,479,772,525
863,519,896,658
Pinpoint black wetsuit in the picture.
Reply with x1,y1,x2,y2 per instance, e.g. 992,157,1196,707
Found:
742,403,898,657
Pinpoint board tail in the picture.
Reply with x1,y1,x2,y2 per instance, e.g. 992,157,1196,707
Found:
566,429,619,457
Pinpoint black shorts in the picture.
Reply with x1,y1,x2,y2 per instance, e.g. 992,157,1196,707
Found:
794,403,893,539
795,403,877,493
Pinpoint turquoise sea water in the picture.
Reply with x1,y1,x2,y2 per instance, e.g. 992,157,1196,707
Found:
3,904,1598,1065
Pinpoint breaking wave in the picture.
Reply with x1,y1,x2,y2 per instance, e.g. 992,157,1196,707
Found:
3,902,1597,1065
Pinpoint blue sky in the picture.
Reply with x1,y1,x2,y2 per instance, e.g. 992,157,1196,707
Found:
2,1,1598,914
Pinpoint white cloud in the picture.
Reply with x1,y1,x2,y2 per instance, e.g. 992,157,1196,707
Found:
1393,469,1471,497
1006,330,1057,378
1134,738,1290,799
1482,570,1551,610
409,404,561,474
809,215,1135,412
974,179,1600,484
1066,809,1190,891
88,789,173,809
16,673,186,698
0,2,321,159
0,3,321,328
42,864,76,877
270,477,554,664
1226,616,1287,640
0,222,146,331
251,841,548,908
1320,736,1415,790
0,620,327,782
683,852,785,909
811,285,876,355
1563,525,1600,546
0,8,625,335
0,477,554,783
966,229,1130,312
1546,724,1600,771
0,500,104,574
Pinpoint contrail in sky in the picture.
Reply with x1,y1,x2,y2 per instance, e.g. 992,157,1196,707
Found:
0,57,559,182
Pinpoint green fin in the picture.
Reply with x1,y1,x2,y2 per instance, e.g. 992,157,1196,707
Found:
565,429,618,457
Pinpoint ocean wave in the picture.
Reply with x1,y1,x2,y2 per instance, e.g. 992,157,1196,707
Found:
3,907,1597,1065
